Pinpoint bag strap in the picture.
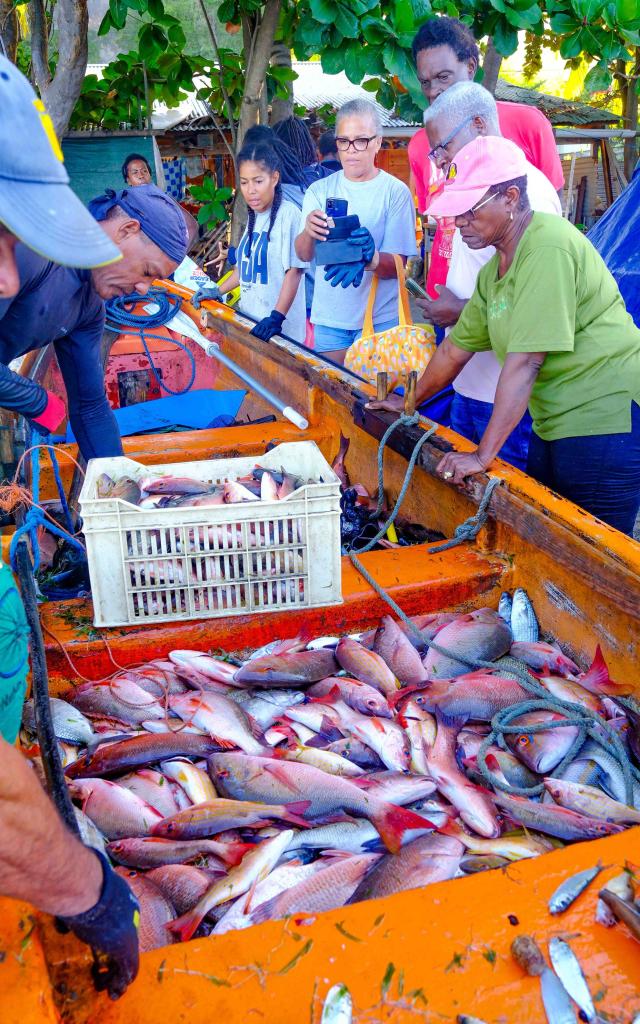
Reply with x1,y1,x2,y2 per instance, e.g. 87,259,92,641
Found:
394,253,411,327
362,254,411,335
361,268,379,337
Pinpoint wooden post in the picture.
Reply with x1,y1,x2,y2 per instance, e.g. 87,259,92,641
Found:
376,372,388,403
404,371,418,416
601,140,614,209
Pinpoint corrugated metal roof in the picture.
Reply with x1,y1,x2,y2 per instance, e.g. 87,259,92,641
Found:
494,80,618,127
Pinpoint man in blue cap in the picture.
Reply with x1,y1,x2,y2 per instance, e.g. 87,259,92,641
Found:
0,56,143,1002
0,55,189,459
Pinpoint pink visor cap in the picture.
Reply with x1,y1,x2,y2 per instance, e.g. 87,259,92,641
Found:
429,135,528,218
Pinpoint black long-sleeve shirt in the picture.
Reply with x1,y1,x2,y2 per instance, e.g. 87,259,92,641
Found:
0,244,121,459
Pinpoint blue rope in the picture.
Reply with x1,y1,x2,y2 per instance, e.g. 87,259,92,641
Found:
10,426,85,574
104,286,196,397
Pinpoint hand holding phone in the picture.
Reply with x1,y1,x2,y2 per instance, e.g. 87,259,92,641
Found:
325,198,348,221
405,276,430,300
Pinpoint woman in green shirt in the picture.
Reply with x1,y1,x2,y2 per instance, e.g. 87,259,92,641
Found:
369,136,640,535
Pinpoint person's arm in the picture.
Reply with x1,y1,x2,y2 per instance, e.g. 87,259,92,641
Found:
366,337,474,413
218,268,239,295
369,179,417,279
436,352,546,483
274,267,304,317
54,309,123,460
0,738,103,913
416,285,466,328
366,251,407,279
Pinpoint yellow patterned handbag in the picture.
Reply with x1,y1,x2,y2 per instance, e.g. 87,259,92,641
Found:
344,255,436,388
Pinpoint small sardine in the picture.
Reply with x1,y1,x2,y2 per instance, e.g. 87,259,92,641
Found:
141,476,209,495
548,862,603,914
598,888,640,941
596,870,634,926
23,697,94,745
498,592,512,624
548,938,596,1021
510,588,539,642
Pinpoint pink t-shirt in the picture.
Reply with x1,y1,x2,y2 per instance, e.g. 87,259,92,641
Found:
408,99,565,297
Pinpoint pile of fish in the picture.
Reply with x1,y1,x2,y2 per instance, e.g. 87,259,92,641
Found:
95,464,315,509
24,589,640,952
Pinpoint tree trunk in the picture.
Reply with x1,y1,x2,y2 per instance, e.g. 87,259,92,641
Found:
269,42,294,124
482,38,502,96
237,0,281,147
29,0,88,138
624,48,640,180
0,0,18,63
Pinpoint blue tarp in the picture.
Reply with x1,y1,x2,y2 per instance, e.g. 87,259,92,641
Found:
66,389,246,441
587,164,640,329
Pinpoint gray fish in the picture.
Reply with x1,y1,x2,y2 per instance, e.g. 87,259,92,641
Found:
23,697,94,745
548,938,596,1021
460,855,510,873
510,588,539,642
228,688,306,729
498,592,513,625
321,984,352,1024
548,862,603,915
73,806,107,855
285,819,381,856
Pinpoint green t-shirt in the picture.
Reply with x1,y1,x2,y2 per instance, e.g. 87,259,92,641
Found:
450,212,640,441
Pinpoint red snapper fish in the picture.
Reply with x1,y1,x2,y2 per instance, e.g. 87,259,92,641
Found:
423,609,512,679
425,714,500,838
394,669,530,721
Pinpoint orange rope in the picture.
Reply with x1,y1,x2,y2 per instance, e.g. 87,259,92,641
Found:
0,443,87,550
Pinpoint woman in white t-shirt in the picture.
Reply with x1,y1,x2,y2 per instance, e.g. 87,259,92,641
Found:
209,142,308,343
295,99,417,364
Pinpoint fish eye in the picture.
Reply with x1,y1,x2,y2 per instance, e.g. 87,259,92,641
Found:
517,735,531,747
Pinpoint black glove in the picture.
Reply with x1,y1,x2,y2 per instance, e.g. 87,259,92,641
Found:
60,851,140,1001
192,282,221,308
250,309,286,341
347,226,375,264
324,261,366,289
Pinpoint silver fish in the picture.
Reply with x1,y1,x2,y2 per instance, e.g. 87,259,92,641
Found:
23,697,94,744
228,688,306,729
321,984,352,1024
548,862,603,915
548,938,596,1022
540,965,577,1024
498,592,513,625
510,588,539,642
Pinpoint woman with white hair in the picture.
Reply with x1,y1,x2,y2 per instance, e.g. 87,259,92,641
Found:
295,99,417,363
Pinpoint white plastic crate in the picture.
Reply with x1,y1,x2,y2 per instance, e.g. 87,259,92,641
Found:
79,442,342,627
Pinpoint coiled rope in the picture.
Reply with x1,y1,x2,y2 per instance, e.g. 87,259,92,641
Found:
104,286,196,397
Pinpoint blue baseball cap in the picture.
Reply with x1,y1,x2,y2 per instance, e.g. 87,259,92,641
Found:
0,56,121,268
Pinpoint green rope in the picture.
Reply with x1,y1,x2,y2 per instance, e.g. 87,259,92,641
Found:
346,416,639,805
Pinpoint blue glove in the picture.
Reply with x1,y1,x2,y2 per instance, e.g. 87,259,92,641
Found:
250,309,286,341
60,851,140,1000
192,282,221,308
227,246,237,267
324,261,366,289
348,226,375,264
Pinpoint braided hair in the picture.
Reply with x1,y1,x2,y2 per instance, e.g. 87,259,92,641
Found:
272,117,317,169
236,141,283,259
243,125,307,188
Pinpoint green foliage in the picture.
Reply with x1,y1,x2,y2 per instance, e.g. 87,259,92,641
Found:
188,177,233,229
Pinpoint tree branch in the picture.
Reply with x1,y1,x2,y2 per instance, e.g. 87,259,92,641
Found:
0,0,18,63
482,37,502,96
238,0,281,144
28,0,52,90
196,0,237,149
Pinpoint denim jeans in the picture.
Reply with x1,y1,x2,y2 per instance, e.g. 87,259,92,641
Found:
527,402,640,536
450,392,532,472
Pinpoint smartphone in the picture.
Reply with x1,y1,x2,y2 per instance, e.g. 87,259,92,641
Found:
405,276,430,300
325,198,348,219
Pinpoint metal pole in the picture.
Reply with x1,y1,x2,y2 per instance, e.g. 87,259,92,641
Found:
204,339,309,430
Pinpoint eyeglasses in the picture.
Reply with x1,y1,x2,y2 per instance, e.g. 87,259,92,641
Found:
457,190,500,222
335,135,378,152
428,116,475,161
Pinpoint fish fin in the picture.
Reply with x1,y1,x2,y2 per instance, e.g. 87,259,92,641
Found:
437,819,466,841
249,893,278,926
242,875,261,915
461,755,478,769
319,849,357,860
262,762,303,793
370,718,386,734
579,645,629,696
485,752,500,772
284,799,312,826
210,736,238,750
371,802,442,854
307,685,341,705
166,906,204,943
435,711,468,732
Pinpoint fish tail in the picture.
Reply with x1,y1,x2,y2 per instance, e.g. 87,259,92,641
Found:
579,645,629,696
166,906,204,943
371,802,442,854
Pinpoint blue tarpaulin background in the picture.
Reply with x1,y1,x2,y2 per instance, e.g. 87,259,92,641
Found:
588,165,640,329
